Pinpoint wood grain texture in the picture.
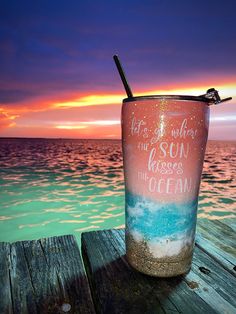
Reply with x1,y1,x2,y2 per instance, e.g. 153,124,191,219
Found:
195,234,236,276
187,245,236,313
0,235,95,314
197,219,236,257
81,229,236,314
9,241,39,313
0,242,13,314
221,218,236,232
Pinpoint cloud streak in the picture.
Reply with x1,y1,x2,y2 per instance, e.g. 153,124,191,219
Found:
0,109,19,130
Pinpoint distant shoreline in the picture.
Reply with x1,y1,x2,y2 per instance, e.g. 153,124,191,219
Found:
0,137,121,141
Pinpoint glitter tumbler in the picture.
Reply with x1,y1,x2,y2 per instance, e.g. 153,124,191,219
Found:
122,95,210,277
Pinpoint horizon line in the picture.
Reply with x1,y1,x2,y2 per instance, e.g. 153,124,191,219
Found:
0,136,235,142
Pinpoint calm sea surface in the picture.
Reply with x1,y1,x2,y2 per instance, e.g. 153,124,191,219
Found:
0,138,235,243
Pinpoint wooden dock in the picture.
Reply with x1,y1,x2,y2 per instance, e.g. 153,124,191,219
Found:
0,218,235,313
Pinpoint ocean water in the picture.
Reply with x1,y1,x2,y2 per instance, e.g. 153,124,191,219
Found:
0,138,235,244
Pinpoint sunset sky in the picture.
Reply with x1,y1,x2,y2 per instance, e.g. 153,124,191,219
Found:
0,0,235,140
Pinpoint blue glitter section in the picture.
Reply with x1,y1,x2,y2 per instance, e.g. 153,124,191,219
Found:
125,190,198,240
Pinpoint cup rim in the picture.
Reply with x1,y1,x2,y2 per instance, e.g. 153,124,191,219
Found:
123,95,209,103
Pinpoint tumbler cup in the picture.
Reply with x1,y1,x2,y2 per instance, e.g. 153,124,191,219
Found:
122,95,210,277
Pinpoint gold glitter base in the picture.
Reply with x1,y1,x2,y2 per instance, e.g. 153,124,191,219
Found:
126,233,193,277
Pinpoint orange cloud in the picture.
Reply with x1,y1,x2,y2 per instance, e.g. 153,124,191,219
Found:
51,83,236,109
0,108,19,129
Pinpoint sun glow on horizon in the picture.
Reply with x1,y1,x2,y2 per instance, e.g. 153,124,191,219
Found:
55,125,88,130
0,81,235,139
54,120,121,130
51,83,236,109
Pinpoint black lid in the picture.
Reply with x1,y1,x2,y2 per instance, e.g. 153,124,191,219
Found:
123,88,232,105
123,95,208,103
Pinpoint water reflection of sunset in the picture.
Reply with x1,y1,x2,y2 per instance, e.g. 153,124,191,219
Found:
198,141,236,219
0,138,235,243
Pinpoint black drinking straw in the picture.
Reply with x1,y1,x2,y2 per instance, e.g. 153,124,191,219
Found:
113,55,133,98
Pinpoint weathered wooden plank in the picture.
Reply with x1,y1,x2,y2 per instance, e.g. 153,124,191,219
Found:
0,235,95,314
22,235,95,314
195,234,236,276
218,218,236,232
0,242,13,314
21,237,65,313
197,218,236,257
183,270,236,314
39,235,95,314
9,241,38,313
82,229,220,314
188,245,236,313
